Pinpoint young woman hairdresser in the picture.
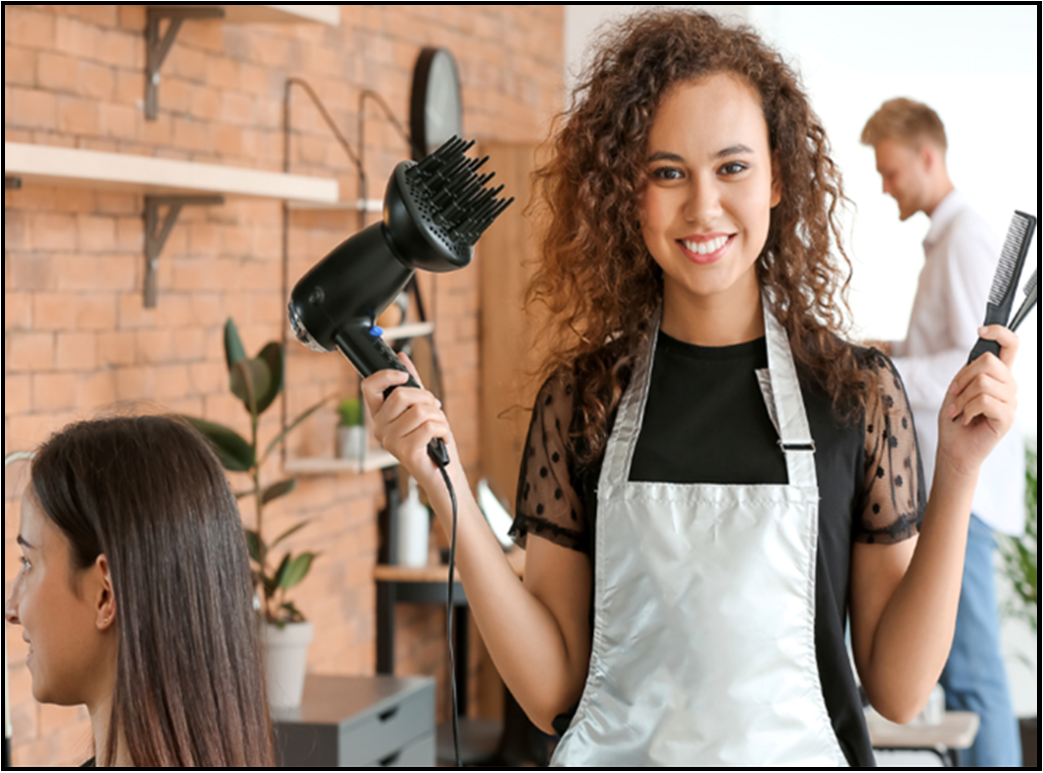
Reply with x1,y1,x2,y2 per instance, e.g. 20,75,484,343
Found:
361,10,1020,767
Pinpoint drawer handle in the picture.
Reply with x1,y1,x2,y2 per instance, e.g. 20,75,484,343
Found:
379,750,401,766
378,706,399,723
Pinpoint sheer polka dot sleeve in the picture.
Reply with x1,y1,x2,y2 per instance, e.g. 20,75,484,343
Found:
509,372,590,554
856,350,926,544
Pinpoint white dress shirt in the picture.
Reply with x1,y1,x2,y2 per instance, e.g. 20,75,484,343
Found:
891,190,1025,536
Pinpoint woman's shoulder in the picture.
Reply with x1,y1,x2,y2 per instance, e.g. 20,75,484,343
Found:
849,343,908,400
793,332,910,427
534,338,633,406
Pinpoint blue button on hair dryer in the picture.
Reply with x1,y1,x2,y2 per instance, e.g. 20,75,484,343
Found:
288,137,513,467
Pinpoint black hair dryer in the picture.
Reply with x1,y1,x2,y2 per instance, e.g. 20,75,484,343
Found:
288,137,513,466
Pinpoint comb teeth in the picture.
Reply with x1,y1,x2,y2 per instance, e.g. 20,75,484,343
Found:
989,211,1036,306
405,135,513,246
1023,269,1037,299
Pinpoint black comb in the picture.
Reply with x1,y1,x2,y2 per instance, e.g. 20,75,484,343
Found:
968,210,1036,361
1008,269,1037,333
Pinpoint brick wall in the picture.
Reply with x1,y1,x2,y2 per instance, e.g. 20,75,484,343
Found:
4,4,563,767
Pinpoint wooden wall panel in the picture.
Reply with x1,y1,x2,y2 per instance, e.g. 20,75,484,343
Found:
477,142,548,514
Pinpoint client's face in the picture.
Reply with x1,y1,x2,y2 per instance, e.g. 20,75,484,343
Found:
5,490,115,707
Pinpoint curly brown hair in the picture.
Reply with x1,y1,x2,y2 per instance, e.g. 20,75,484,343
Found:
527,8,865,463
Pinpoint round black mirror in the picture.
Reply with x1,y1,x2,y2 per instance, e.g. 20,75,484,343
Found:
409,47,463,161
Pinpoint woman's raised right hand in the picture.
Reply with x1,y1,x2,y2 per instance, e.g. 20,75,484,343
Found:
359,353,461,502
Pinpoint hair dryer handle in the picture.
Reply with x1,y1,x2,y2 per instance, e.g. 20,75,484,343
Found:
333,323,451,468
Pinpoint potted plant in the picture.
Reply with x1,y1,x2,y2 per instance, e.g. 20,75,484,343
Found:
183,319,328,709
998,437,1037,767
336,397,366,460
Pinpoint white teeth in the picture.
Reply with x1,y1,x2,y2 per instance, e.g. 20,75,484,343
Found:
683,235,729,255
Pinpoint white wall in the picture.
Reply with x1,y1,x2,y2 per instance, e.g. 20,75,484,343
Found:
564,3,1038,718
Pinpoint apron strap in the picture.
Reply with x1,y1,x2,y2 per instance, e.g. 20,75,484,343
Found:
601,302,818,491
762,301,818,489
601,310,660,485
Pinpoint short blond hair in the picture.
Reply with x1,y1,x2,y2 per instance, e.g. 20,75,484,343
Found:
861,98,947,152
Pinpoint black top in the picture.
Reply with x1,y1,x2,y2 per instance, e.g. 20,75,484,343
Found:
510,331,926,768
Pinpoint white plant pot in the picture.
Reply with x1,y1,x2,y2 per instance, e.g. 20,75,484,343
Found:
264,620,314,710
337,425,367,460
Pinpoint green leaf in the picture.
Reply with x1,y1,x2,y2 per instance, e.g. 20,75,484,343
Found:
255,342,284,416
244,529,262,564
224,318,247,373
230,358,270,418
262,396,334,461
278,552,316,592
261,478,297,506
270,518,312,549
271,553,291,590
181,417,255,472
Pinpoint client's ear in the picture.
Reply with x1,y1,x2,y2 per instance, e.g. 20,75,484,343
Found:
93,554,117,632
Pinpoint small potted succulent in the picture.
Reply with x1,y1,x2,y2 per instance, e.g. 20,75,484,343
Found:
336,397,366,461
183,319,328,709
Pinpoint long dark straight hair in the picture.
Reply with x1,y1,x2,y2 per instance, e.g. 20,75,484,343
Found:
30,416,274,768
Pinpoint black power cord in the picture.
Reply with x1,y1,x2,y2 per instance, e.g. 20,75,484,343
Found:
436,463,462,768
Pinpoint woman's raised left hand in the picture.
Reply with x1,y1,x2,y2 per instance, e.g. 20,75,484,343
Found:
936,325,1019,479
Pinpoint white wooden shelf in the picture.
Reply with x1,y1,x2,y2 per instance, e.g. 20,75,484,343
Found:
286,198,383,212
4,142,338,204
382,322,435,341
152,4,340,26
285,449,398,476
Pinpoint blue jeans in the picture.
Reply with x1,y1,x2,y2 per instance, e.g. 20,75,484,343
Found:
938,514,1022,767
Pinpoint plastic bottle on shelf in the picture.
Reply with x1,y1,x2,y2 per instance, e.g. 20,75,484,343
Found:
396,477,430,567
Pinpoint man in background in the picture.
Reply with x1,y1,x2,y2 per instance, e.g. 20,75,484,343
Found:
861,97,1024,767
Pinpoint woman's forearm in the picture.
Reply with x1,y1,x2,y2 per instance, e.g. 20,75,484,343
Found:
422,464,591,732
860,460,978,722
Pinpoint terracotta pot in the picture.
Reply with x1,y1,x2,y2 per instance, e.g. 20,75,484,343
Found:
264,621,314,709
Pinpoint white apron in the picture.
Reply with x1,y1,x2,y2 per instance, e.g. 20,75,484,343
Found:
551,302,847,767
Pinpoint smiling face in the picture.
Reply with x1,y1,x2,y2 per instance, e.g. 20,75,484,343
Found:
640,73,780,324
4,488,115,707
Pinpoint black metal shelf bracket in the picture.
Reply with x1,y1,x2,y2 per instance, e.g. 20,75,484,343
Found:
143,194,223,307
146,5,225,120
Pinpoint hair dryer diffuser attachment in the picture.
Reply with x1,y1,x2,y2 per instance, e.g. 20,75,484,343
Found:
386,136,515,272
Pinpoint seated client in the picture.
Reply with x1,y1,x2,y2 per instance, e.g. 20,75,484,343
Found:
6,416,274,768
